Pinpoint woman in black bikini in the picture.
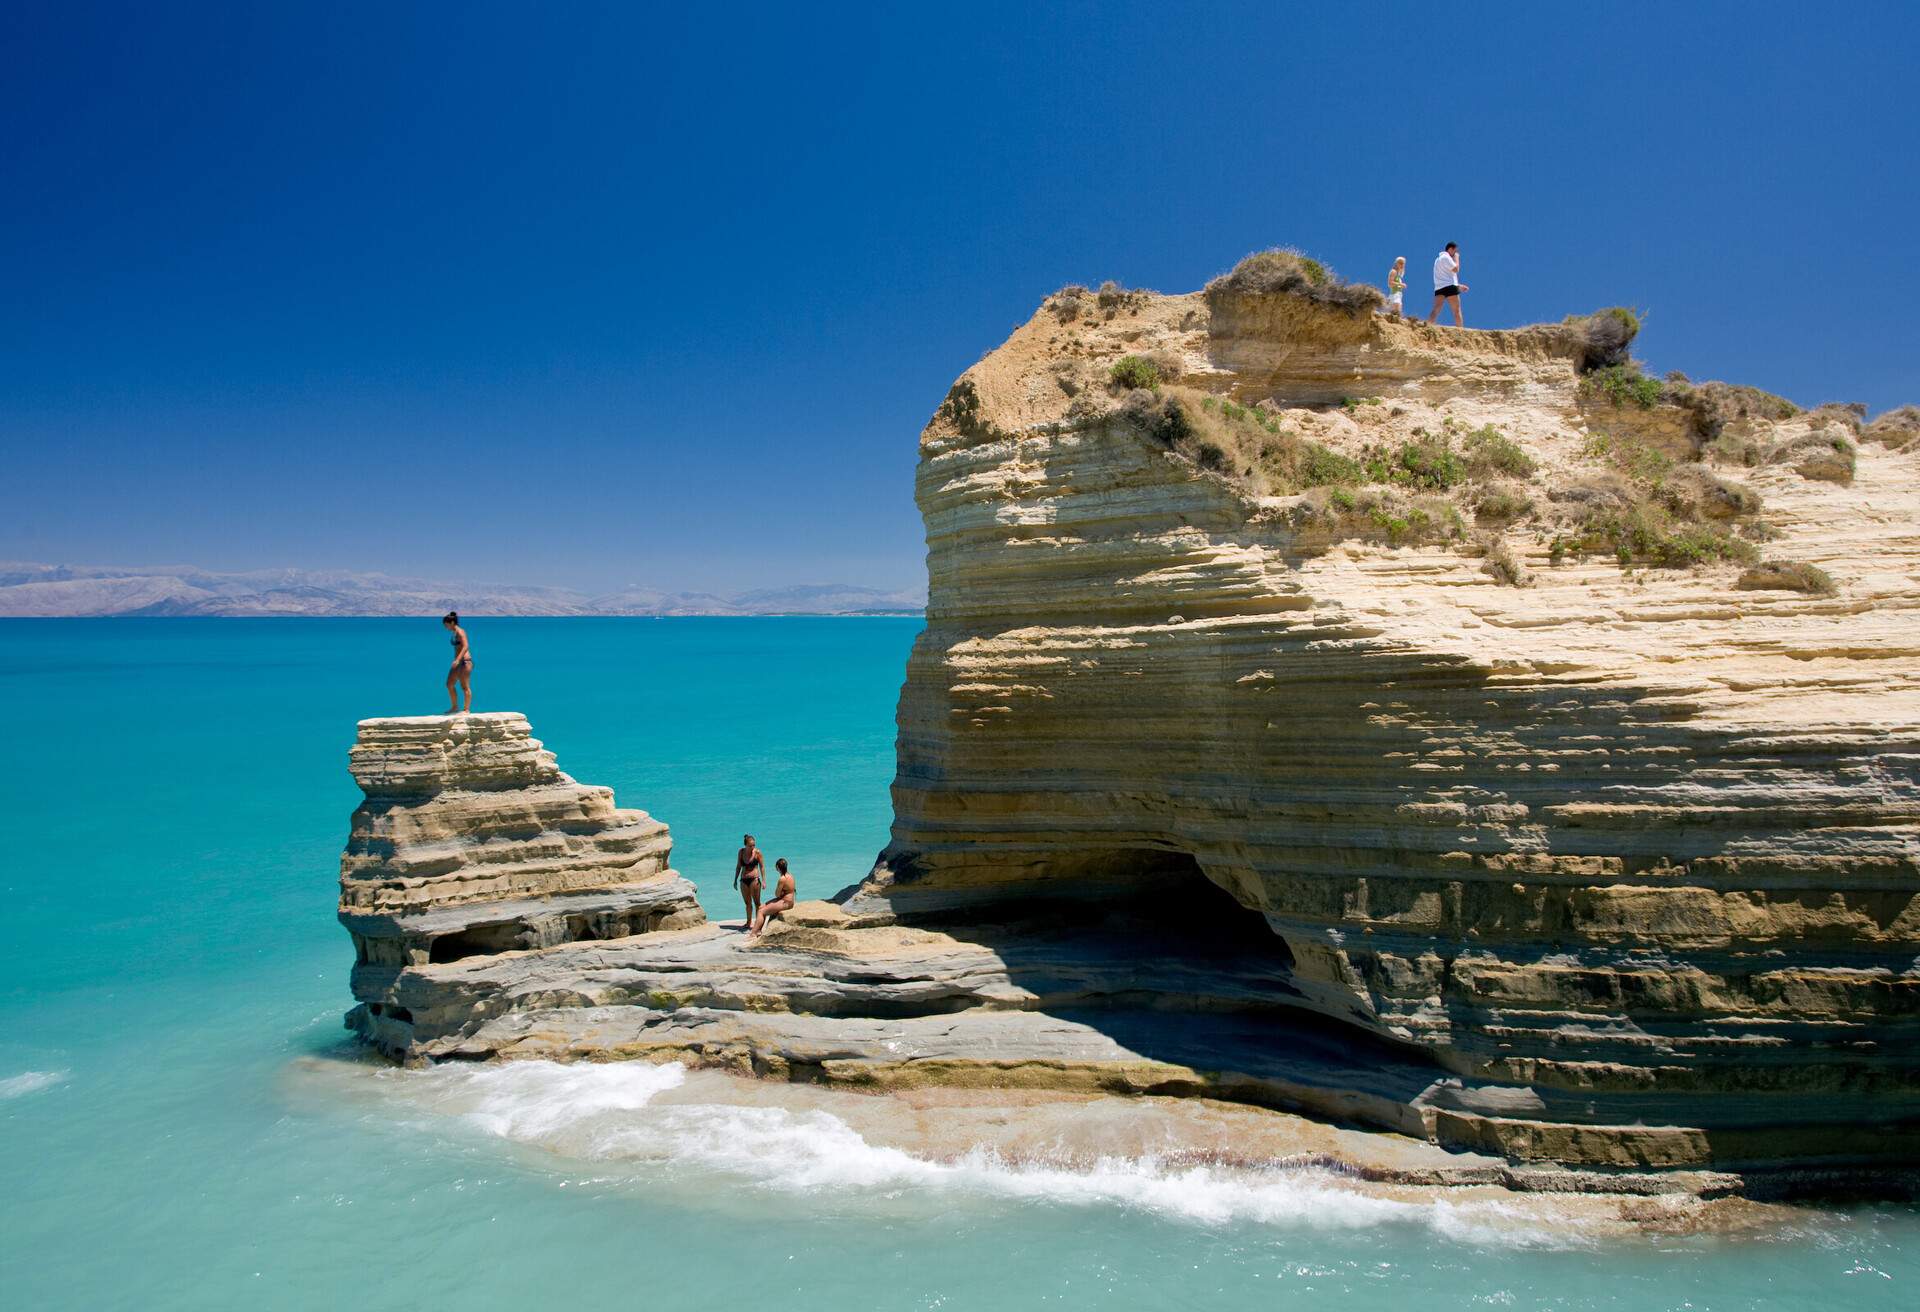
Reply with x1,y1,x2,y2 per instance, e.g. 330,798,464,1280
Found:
733,833,765,928
443,611,473,714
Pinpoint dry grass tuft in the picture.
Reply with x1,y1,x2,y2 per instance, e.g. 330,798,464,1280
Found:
1736,560,1837,595
1480,535,1529,586
1205,248,1384,315
1864,405,1920,451
1563,307,1641,372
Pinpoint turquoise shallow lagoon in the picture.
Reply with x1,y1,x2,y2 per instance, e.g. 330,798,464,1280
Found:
1,617,1913,1310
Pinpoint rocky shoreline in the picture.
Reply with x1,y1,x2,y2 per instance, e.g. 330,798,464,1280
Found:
339,276,1919,1198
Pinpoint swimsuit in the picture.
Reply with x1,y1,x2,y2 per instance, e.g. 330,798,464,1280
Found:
451,634,472,669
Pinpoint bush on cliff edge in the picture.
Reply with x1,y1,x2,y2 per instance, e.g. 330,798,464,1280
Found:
1205,248,1384,315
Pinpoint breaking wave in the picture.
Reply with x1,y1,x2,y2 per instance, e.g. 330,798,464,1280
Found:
376,1059,1557,1245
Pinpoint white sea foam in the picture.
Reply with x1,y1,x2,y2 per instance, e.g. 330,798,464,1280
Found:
380,1060,1561,1245
0,1069,69,1099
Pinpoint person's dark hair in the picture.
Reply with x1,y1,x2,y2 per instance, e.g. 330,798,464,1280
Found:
744,834,754,843
442,611,459,625
775,858,788,873
1445,242,1458,252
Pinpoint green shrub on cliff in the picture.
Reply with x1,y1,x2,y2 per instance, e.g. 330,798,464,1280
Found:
1463,425,1536,478
1548,499,1757,570
1364,431,1466,490
1109,355,1161,390
1205,248,1384,315
1581,364,1663,409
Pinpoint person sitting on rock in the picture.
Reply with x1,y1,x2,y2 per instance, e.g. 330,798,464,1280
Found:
442,611,473,714
734,833,765,929
749,858,795,937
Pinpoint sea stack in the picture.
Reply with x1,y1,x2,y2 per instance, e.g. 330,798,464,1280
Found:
339,712,704,1056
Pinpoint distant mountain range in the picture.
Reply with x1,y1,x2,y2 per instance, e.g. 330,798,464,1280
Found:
0,563,926,617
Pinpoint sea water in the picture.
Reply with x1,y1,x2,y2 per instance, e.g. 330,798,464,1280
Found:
0,617,1911,1311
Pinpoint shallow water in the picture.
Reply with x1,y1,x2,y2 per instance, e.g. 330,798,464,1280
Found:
0,618,1912,1310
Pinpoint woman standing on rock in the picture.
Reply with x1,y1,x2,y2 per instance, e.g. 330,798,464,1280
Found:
1385,256,1407,317
734,834,765,928
443,611,473,714
750,858,795,937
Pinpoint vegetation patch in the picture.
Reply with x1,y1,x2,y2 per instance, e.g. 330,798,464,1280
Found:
1047,285,1091,322
1109,355,1161,390
1547,436,1761,571
1096,279,1150,314
1564,307,1642,372
933,379,1012,444
1775,431,1857,484
1864,405,1920,450
1549,505,1757,570
1580,363,1663,409
1205,248,1384,315
1288,486,1465,550
1473,485,1533,522
1462,424,1536,478
1736,560,1837,596
1480,536,1528,586
1364,430,1466,491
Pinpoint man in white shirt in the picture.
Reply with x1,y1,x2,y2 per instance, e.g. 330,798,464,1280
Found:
1426,242,1468,326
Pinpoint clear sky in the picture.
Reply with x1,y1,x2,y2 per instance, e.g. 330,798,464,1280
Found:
3,1,1914,594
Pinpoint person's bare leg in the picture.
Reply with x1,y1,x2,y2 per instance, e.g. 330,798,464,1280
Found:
1426,293,1443,323
446,672,459,714
739,884,753,926
460,670,472,713
1450,296,1464,328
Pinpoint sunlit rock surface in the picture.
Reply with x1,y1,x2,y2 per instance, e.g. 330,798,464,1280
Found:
337,284,1920,1184
339,713,704,1050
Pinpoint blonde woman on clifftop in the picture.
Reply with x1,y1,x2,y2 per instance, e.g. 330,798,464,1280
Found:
1384,256,1407,317
442,611,473,714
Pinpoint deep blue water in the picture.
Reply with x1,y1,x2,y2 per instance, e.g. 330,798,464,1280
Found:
0,618,1911,1310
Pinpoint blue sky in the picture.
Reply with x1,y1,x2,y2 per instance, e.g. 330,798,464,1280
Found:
3,1,1914,594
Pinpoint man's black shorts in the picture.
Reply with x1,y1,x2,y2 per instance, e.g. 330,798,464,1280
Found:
1434,285,1460,298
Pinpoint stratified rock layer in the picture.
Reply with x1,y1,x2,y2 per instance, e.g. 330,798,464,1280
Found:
334,289,1919,1186
339,713,704,1052
847,290,1920,1173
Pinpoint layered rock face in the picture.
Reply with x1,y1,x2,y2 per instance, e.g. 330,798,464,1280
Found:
850,287,1920,1172
339,713,704,1054
333,286,1918,1184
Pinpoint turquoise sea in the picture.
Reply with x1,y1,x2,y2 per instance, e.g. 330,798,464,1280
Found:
0,617,1912,1310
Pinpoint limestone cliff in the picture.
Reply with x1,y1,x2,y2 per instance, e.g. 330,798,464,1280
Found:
850,280,1920,1172
339,713,704,1053
335,276,1919,1187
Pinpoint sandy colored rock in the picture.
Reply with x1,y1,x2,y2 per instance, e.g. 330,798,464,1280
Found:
335,284,1919,1188
848,284,1920,1174
339,713,704,1040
